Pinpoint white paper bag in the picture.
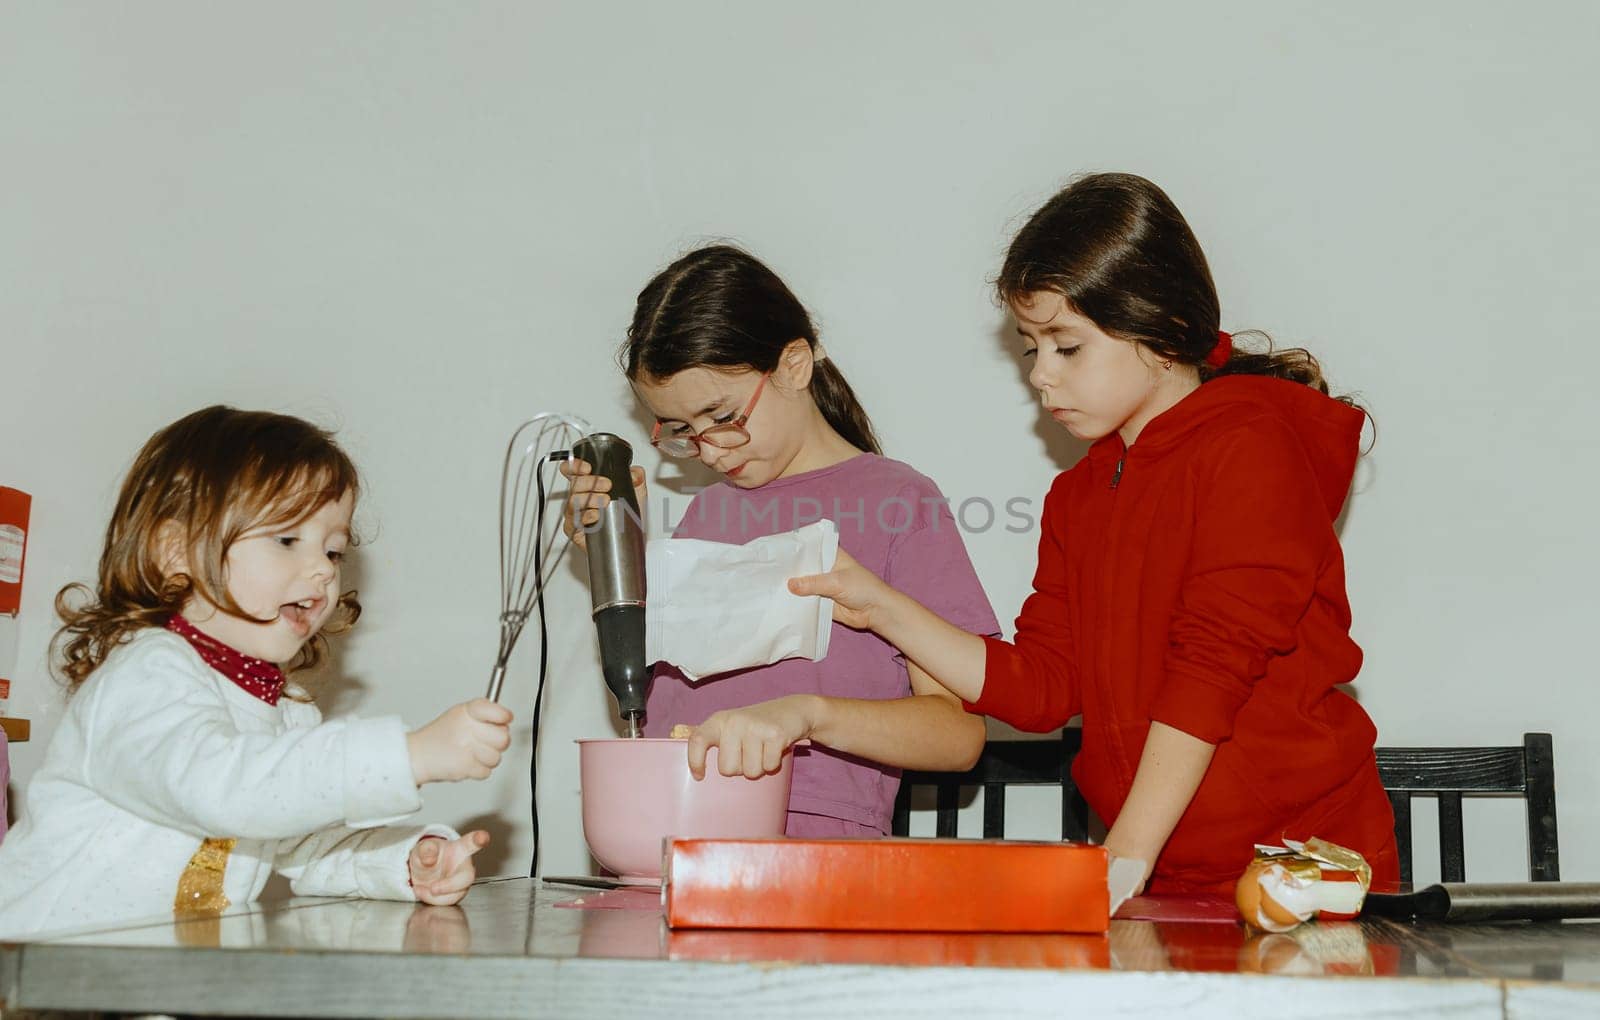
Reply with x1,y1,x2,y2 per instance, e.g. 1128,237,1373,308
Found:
645,519,839,681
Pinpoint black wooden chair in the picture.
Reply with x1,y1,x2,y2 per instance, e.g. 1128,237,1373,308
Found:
890,729,1089,840
1375,732,1559,884
893,730,1560,887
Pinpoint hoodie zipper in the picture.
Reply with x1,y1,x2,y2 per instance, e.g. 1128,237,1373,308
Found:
1110,438,1129,490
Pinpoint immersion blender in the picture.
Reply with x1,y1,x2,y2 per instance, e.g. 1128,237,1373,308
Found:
571,433,649,737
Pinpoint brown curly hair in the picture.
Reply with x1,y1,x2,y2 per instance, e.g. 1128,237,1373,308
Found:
53,405,363,696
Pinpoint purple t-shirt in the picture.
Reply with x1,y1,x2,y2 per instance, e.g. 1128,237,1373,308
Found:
642,454,1000,835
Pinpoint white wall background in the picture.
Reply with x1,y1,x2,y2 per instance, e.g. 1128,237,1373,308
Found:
2,1,1596,887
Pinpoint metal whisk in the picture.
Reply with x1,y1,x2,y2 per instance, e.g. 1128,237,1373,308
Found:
486,412,591,703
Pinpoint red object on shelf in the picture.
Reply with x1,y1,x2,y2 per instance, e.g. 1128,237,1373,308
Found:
0,487,30,615
664,837,1111,933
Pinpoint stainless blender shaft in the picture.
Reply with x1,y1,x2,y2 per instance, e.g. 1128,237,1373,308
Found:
584,501,645,612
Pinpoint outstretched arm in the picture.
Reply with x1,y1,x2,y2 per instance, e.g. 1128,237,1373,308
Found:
808,661,988,771
276,822,459,901
792,475,1083,730
787,553,989,702
685,661,986,780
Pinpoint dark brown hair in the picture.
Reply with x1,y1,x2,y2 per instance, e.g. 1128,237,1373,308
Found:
998,172,1349,400
621,245,882,455
53,405,362,694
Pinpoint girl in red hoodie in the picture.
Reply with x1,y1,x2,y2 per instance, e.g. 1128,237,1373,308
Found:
791,172,1398,895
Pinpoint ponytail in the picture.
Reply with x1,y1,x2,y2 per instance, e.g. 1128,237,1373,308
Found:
809,357,881,455
1206,330,1340,398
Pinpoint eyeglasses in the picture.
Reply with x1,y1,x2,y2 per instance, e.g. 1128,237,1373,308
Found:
650,373,769,459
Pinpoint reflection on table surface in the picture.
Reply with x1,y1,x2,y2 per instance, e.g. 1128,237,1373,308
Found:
26,877,1600,984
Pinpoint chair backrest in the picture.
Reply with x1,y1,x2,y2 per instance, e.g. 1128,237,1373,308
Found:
1375,732,1559,884
892,729,1560,886
890,730,1088,840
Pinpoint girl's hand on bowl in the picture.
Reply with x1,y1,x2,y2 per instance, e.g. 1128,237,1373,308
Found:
686,695,819,780
560,457,648,550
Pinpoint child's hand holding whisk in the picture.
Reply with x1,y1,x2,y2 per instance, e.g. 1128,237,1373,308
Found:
406,699,513,784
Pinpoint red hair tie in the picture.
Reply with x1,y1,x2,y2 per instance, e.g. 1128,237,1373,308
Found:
1205,330,1232,369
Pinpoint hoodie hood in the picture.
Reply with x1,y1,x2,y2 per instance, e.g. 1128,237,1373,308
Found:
1088,375,1365,519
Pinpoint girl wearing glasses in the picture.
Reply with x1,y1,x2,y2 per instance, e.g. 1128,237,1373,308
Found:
565,245,999,838
791,173,1399,895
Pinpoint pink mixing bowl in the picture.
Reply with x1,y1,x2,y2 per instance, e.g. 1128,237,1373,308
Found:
577,738,794,880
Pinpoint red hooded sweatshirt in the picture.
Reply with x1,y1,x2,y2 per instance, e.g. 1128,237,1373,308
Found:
969,376,1397,894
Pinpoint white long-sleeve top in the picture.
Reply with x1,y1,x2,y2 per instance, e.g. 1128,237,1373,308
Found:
0,628,455,938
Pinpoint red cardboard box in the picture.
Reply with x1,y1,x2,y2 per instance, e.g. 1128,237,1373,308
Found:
664,837,1111,933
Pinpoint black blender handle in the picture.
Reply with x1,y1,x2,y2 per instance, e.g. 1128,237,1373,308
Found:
571,433,641,518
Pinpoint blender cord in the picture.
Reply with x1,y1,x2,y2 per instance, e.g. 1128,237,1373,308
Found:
528,450,565,878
